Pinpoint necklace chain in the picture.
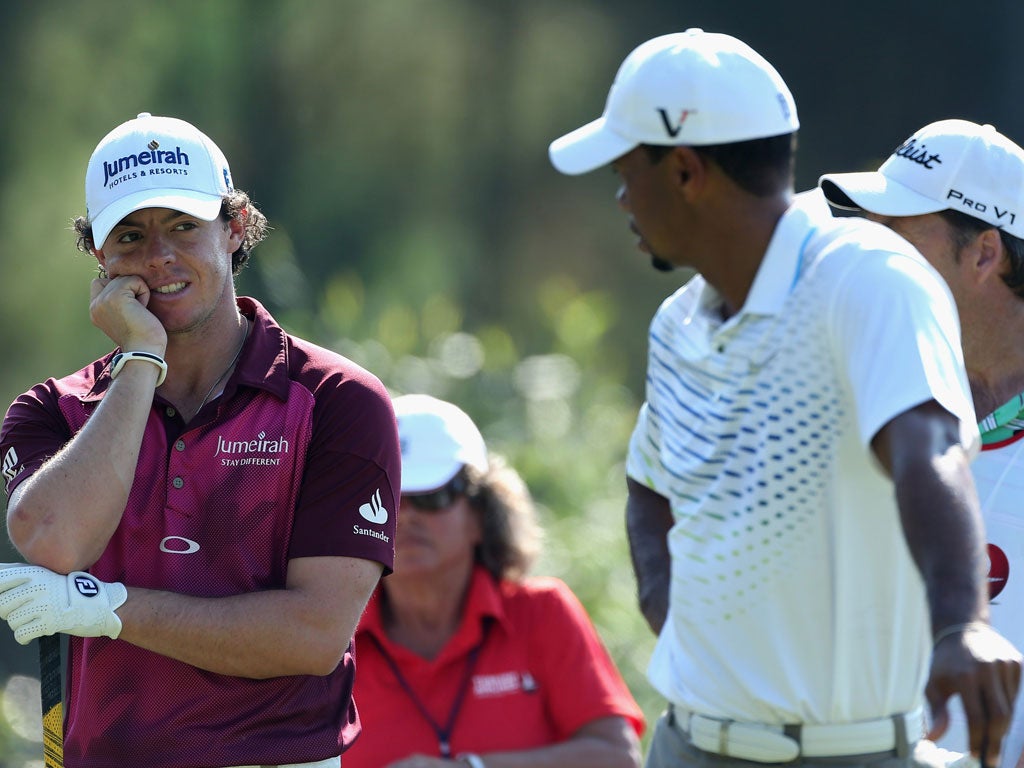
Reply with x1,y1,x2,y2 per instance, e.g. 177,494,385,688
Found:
189,316,249,421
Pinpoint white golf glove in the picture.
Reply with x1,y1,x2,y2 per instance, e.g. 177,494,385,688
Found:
0,564,128,645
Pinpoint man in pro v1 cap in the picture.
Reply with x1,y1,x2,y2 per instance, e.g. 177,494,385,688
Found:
821,118,1024,768
548,29,1021,768
0,112,401,768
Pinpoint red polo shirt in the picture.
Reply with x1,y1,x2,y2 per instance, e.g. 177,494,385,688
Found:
349,566,644,766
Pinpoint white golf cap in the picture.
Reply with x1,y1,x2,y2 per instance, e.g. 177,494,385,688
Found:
85,112,233,250
819,119,1024,238
393,394,489,493
548,28,799,176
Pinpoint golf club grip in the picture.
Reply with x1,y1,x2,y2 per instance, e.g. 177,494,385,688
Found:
39,633,64,767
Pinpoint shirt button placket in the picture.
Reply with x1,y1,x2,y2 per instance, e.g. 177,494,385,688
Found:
167,436,187,515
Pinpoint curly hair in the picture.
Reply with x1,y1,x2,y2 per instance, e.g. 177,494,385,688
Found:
461,455,543,582
71,189,268,276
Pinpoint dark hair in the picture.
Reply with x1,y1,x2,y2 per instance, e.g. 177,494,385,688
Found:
642,132,797,197
938,208,1024,299
461,456,542,582
72,189,268,276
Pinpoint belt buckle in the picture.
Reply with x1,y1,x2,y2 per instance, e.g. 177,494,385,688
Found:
689,714,800,763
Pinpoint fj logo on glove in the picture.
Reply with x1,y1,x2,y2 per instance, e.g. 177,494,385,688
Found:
74,576,100,597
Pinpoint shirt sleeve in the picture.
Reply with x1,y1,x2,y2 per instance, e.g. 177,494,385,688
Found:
527,578,646,738
0,384,72,497
626,300,676,495
289,369,401,571
825,245,978,452
626,402,666,492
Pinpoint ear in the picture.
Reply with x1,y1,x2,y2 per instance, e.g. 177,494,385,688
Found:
667,146,706,198
226,211,246,251
972,228,1006,285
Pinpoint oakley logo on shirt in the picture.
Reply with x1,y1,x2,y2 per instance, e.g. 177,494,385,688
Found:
160,536,201,555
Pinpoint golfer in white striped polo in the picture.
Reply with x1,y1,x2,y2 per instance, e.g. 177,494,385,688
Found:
549,28,1021,768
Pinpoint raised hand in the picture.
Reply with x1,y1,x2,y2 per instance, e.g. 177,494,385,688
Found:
89,273,167,355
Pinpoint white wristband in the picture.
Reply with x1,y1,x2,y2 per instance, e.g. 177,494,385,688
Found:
458,754,485,768
933,621,994,648
110,351,168,387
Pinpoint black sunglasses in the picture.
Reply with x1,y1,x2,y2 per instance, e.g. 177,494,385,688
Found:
403,475,467,512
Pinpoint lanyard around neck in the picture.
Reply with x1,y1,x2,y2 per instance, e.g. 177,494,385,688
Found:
368,619,492,758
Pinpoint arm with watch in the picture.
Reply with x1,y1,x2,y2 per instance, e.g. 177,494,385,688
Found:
6,272,168,574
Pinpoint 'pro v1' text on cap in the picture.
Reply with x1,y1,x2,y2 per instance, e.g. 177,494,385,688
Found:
549,28,799,176
85,112,233,250
819,119,1024,239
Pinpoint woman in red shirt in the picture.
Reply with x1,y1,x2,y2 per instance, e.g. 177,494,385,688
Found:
349,394,644,768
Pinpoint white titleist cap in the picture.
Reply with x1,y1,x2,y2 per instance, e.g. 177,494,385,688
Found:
393,394,489,493
548,28,799,175
85,112,233,250
819,119,1024,239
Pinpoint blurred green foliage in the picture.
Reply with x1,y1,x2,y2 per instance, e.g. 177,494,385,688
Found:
3,0,1024,762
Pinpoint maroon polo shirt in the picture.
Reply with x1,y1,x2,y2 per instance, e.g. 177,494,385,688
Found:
0,296,400,767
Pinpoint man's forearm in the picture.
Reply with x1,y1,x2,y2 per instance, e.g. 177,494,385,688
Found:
874,402,989,630
7,367,157,571
115,556,383,678
626,478,673,635
896,446,989,631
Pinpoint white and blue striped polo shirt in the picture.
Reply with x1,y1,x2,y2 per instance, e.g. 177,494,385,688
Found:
627,190,978,726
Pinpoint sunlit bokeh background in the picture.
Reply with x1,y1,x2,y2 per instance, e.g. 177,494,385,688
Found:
3,1,1023,763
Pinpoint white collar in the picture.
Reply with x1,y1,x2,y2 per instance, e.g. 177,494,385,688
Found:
739,189,828,317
